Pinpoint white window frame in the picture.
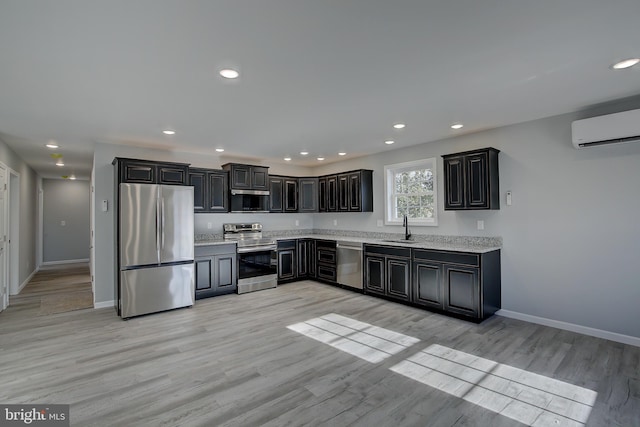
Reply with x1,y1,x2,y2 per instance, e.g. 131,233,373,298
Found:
384,158,438,226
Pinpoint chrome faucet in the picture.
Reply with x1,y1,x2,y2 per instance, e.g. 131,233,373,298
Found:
403,215,412,241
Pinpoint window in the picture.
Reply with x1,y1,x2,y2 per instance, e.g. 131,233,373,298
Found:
384,158,437,226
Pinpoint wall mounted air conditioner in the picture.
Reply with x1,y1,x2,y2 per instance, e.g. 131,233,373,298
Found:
571,108,640,149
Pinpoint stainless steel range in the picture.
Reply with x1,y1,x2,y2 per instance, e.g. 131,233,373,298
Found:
223,223,277,294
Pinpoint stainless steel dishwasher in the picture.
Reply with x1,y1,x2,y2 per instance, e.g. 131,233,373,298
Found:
336,241,363,289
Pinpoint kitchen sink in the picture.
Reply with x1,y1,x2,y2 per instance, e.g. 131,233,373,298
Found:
381,239,419,244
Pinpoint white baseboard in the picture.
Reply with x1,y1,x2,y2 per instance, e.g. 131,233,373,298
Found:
496,309,640,348
94,300,115,309
14,269,37,295
41,258,90,266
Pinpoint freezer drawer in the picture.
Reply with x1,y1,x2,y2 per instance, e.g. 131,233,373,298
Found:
120,263,195,318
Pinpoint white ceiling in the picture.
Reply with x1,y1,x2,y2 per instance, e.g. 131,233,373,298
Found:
1,0,639,180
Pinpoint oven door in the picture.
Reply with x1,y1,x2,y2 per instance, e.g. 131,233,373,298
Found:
237,247,278,293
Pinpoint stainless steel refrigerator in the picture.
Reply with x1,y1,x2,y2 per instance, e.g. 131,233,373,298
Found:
118,183,195,318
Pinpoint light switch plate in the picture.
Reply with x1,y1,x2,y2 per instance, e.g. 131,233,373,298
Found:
295,220,299,226
477,220,484,230
207,222,212,229
333,219,338,226
506,191,512,206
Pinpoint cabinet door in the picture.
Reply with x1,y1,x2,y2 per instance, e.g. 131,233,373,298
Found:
299,178,318,212
230,165,251,189
297,240,308,277
278,249,297,281
338,174,349,211
413,261,443,309
121,160,155,183
387,258,410,301
251,167,269,190
308,240,316,278
365,255,385,295
348,172,361,211
284,179,298,212
189,171,207,212
318,178,327,212
214,254,236,292
465,152,488,208
269,177,284,212
444,265,480,318
444,156,465,209
158,165,188,185
208,171,228,212
327,176,338,212
195,258,213,293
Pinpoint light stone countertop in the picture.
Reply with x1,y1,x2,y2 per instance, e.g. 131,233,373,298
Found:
195,232,501,253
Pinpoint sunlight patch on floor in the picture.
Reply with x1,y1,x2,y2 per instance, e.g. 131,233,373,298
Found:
390,344,597,426
287,313,420,363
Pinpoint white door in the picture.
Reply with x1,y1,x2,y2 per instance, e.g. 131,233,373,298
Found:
0,165,6,311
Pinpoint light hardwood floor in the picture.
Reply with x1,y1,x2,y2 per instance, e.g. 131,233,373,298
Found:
0,271,638,426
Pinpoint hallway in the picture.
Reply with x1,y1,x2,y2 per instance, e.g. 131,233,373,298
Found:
9,263,92,317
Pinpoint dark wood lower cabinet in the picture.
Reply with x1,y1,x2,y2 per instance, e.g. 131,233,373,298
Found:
195,244,237,299
364,245,411,303
277,240,297,283
315,240,337,284
412,248,501,322
413,261,444,310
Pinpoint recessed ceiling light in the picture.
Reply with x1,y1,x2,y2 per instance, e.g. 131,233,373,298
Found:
45,142,59,149
300,151,309,156
338,152,346,156
162,130,176,135
451,123,464,130
219,68,240,79
215,148,224,152
56,160,64,167
284,157,291,161
612,58,640,69
393,123,406,129
384,140,395,145
317,157,325,161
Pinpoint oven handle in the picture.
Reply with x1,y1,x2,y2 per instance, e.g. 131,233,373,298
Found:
237,245,278,253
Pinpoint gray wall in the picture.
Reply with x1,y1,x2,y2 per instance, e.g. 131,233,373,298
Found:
42,179,90,263
93,99,640,339
0,137,38,287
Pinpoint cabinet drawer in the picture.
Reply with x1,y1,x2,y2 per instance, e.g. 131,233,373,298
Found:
317,249,336,265
413,249,479,267
317,265,336,282
195,244,236,257
277,239,297,250
364,245,411,258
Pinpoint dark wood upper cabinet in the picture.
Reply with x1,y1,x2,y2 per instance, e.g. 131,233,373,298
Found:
222,163,270,191
189,168,228,213
269,176,284,212
298,178,318,212
442,147,499,210
327,176,338,212
114,158,189,185
189,169,207,212
207,170,228,212
318,177,327,212
323,170,373,212
284,179,298,212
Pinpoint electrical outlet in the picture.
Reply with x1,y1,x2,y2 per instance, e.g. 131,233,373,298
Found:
295,220,299,226
377,220,383,227
207,222,212,229
60,220,66,226
477,220,484,230
333,219,338,226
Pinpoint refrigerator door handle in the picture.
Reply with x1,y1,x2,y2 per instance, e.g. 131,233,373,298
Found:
156,195,161,263
161,196,165,251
